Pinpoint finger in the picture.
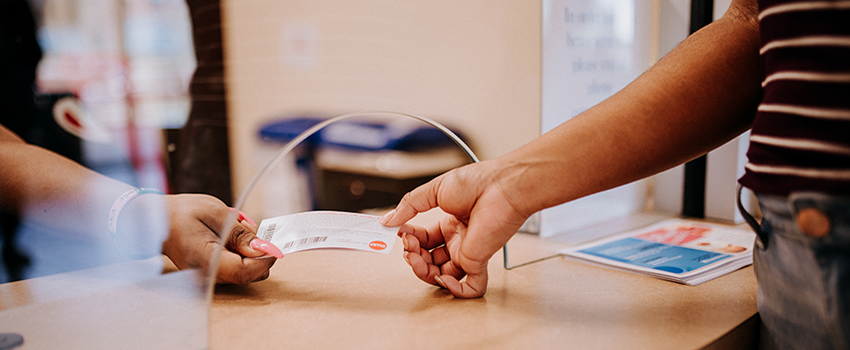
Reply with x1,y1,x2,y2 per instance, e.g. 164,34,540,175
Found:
229,208,258,227
404,251,439,284
398,224,425,251
380,175,445,227
429,245,452,266
216,250,276,285
436,267,488,298
250,238,284,259
404,232,444,268
192,198,242,239
240,219,258,234
402,233,448,285
399,223,446,251
401,232,423,259
439,260,468,281
442,247,489,298
254,269,271,282
433,220,468,281
227,221,283,258
404,249,445,286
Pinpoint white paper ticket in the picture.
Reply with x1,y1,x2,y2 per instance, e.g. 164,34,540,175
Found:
256,211,399,255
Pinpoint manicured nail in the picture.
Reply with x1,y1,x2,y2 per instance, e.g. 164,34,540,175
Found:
403,251,410,265
235,208,258,226
240,213,257,227
434,275,447,289
379,209,395,225
228,208,241,222
250,238,283,259
401,233,409,250
229,208,257,226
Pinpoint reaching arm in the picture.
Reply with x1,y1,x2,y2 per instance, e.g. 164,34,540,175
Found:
0,124,279,284
0,124,130,234
502,0,762,216
382,0,762,297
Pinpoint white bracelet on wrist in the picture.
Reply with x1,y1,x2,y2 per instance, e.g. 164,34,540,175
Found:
107,187,164,238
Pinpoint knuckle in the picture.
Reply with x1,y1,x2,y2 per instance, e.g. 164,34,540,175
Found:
230,271,254,285
228,224,253,248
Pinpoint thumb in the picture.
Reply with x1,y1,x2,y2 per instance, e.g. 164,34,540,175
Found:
227,221,283,259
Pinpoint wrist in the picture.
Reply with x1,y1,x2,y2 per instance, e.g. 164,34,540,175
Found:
108,188,163,235
109,187,168,259
487,157,547,217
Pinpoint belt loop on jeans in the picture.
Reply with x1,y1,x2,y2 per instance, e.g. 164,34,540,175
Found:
737,184,768,249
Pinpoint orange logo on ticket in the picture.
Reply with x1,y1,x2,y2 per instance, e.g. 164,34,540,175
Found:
369,241,387,250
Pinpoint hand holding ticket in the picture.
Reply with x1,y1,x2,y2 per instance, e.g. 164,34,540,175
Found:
256,211,399,255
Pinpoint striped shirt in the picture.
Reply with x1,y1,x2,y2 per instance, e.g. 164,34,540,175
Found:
738,0,850,196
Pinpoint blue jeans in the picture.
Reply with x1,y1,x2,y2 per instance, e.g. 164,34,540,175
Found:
741,191,850,350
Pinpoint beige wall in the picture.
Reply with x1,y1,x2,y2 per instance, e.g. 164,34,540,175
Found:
222,1,542,205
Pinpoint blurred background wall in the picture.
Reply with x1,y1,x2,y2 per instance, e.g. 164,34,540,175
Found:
221,1,544,215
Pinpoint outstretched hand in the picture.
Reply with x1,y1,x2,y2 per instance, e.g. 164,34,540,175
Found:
380,161,530,298
162,194,281,285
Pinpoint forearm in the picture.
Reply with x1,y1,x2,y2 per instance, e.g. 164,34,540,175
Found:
0,125,134,239
1,125,276,282
497,1,762,216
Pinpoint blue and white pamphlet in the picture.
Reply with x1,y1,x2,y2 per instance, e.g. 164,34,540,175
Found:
560,219,755,286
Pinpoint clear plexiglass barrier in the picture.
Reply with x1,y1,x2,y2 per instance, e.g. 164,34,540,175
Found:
0,1,554,347
0,111,480,349
217,110,481,289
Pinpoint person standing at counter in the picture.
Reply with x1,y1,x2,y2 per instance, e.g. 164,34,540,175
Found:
381,0,849,348
0,124,281,284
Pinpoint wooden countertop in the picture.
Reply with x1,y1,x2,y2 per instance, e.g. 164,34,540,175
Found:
209,232,758,350
0,220,758,350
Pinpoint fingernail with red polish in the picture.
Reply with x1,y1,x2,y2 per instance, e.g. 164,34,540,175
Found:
239,211,257,226
228,208,240,222
251,238,283,259
229,208,258,226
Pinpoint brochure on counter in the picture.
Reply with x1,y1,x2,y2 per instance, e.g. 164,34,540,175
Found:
559,219,755,286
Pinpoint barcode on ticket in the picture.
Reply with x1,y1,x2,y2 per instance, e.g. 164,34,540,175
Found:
282,236,329,249
262,223,276,241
